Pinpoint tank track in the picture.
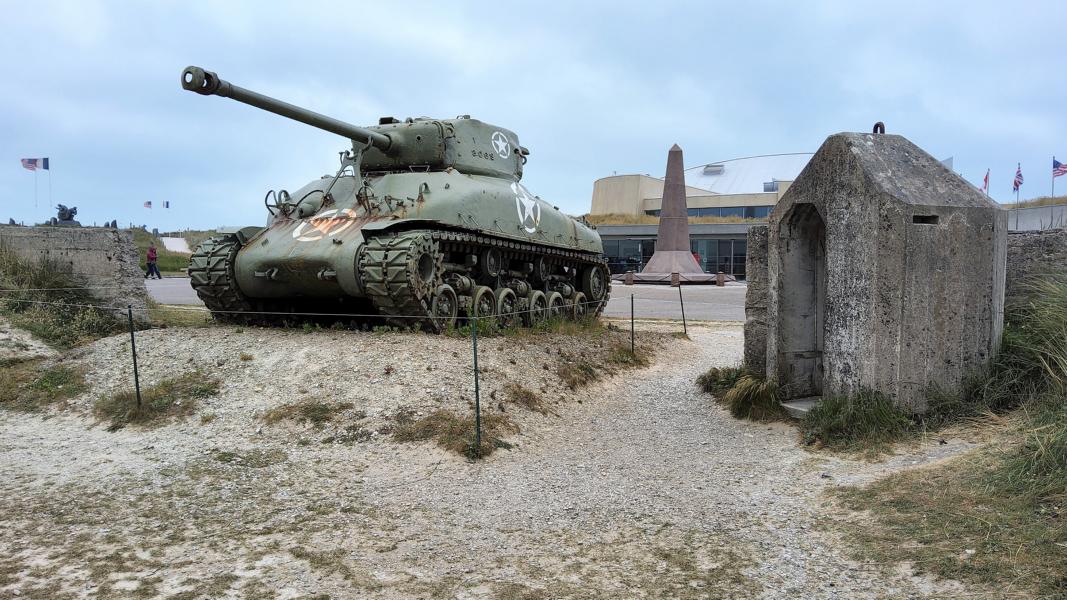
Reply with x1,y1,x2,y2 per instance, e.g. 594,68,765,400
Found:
359,228,610,328
189,229,611,329
187,234,254,321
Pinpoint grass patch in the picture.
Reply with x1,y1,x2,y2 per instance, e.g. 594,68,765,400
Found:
93,371,219,431
392,408,518,459
801,389,914,453
833,272,1067,595
721,373,786,421
556,343,649,390
146,301,212,328
837,442,1067,596
696,365,745,397
1001,195,1067,209
0,248,124,348
261,399,355,428
503,382,547,414
0,359,86,411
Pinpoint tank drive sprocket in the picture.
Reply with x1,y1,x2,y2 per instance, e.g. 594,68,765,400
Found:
357,231,444,328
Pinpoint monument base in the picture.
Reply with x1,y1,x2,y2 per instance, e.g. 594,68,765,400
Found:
613,271,717,284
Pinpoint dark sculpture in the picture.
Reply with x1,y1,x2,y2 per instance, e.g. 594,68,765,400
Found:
50,204,81,227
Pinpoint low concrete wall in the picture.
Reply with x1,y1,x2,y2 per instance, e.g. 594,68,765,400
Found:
1006,203,1067,231
743,225,769,373
1006,229,1067,304
0,225,149,319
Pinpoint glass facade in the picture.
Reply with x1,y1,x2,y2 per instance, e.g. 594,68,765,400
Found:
646,205,772,219
605,237,748,279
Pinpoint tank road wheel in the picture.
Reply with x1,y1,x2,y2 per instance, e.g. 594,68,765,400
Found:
570,292,588,320
546,291,566,320
468,285,497,322
430,284,459,331
524,290,548,327
580,263,611,316
187,234,254,322
494,287,519,328
480,247,503,278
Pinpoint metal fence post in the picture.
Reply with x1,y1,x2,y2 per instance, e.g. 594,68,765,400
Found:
471,316,482,456
630,293,635,354
127,304,142,408
678,286,687,336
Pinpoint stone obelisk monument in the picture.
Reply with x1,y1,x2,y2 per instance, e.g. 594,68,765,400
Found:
634,144,713,283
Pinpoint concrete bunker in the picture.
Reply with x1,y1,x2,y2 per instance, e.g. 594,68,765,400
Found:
765,131,1007,413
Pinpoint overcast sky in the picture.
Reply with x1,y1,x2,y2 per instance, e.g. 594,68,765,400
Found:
1,1,1063,230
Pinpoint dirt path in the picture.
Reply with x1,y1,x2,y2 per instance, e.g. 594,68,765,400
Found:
0,324,974,598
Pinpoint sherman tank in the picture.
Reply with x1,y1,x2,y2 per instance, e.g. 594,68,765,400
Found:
180,66,610,330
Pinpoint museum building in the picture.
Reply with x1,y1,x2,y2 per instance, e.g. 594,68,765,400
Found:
590,153,813,278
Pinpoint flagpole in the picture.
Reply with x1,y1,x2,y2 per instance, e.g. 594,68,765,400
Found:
34,170,38,209
47,169,52,208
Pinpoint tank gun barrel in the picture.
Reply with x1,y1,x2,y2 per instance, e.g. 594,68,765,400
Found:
180,66,391,151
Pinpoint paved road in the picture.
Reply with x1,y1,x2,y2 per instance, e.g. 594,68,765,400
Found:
146,277,201,305
145,279,747,321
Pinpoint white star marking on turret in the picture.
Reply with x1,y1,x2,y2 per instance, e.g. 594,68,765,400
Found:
491,131,510,159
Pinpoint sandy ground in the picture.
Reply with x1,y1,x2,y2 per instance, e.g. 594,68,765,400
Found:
0,317,55,362
0,322,984,598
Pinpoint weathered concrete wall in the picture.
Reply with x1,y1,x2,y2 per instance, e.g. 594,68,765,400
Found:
766,133,1006,413
1007,204,1067,232
743,225,768,373
1006,229,1067,303
0,225,149,318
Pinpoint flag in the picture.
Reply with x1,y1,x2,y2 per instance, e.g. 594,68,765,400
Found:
164,201,170,208
144,201,152,209
1054,157,1067,178
20,158,49,171
1013,164,1024,192
981,169,989,194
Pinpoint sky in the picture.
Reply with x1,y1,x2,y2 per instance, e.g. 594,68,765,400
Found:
1,0,1064,230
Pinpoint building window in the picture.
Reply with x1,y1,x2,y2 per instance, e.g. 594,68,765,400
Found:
721,207,744,218
763,180,780,193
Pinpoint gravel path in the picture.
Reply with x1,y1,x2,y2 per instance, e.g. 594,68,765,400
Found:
0,323,977,598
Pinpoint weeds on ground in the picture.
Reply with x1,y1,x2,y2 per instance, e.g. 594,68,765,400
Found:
445,316,605,339
556,343,648,390
261,399,355,428
0,248,124,348
391,408,518,459
93,371,219,431
0,359,87,412
504,382,548,414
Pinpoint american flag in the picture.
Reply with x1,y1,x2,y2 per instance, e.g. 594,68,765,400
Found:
1054,158,1067,178
981,169,989,194
20,158,49,171
144,201,152,209
1013,164,1024,192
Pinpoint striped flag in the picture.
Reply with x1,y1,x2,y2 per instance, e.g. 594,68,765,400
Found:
1054,157,1067,178
144,201,152,209
20,158,49,171
1013,164,1024,192
981,169,989,195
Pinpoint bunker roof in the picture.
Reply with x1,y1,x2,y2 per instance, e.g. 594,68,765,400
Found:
809,132,999,210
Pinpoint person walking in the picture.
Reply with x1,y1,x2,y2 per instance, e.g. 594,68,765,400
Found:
145,244,162,279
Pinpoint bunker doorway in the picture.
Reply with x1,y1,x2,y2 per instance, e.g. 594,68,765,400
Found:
777,203,826,399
